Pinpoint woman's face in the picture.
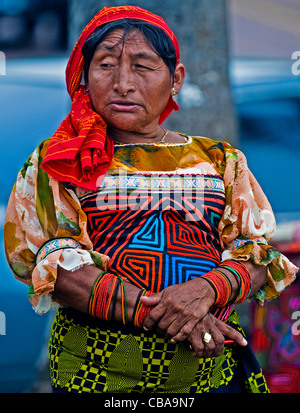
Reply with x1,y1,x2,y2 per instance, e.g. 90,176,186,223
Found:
87,28,184,135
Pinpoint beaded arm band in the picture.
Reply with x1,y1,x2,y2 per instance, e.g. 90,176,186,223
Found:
88,272,129,324
88,271,154,326
132,289,154,328
36,237,82,264
201,259,253,307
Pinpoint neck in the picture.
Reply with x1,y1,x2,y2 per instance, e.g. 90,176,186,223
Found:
108,125,166,145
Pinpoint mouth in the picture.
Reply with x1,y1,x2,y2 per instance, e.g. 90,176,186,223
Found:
108,100,141,111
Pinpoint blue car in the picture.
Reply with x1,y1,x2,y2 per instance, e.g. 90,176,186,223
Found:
0,55,299,392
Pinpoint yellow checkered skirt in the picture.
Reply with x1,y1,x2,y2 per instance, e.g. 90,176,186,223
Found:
49,307,268,393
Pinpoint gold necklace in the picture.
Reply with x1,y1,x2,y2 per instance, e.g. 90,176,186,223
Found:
112,126,169,145
159,126,169,143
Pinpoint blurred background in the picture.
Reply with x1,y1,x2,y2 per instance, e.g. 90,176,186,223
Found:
0,0,299,393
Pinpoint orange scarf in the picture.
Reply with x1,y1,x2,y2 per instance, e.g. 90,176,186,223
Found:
41,6,180,190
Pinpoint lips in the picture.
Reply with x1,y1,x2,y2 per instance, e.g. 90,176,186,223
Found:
109,100,141,111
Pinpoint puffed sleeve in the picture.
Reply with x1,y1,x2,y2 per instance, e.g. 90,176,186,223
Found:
216,143,298,303
4,139,109,314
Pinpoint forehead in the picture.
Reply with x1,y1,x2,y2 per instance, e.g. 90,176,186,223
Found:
95,28,157,55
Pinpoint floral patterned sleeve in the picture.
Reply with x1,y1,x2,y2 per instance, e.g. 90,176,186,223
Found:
212,141,298,304
4,139,109,314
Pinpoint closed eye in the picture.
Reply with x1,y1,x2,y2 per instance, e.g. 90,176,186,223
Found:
135,64,153,70
100,63,115,68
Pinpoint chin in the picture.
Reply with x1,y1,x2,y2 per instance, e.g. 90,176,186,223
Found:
107,117,145,133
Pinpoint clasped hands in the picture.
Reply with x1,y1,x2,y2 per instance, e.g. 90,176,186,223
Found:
140,277,247,358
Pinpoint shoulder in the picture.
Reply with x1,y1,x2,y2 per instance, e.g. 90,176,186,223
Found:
188,135,237,164
189,135,234,152
18,138,51,180
37,138,51,158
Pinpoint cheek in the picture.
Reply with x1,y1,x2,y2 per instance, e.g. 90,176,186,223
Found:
89,87,101,107
148,78,172,110
88,78,108,112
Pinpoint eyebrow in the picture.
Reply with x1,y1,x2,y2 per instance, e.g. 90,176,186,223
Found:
132,52,160,61
95,44,160,60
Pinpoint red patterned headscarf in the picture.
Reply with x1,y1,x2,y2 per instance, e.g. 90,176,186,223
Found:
41,6,180,190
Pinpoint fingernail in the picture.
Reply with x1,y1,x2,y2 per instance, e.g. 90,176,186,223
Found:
242,338,248,346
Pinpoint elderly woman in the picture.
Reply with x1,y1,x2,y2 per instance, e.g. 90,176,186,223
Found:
4,6,297,393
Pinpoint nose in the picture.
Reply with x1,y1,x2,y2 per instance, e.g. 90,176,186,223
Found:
112,63,135,96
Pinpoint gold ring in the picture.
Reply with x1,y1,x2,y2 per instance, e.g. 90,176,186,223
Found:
203,332,212,343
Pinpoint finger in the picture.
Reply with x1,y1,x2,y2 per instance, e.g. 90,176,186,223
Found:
169,307,209,342
215,320,247,346
140,291,162,306
168,304,211,342
209,325,225,357
183,325,206,358
142,301,167,331
159,309,197,339
192,348,204,358
156,313,180,337
168,318,199,342
190,340,205,358
202,333,216,359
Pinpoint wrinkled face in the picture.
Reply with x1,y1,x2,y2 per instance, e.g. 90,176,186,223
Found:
87,29,175,134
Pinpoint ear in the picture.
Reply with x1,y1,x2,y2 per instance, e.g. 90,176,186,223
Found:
172,63,186,95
